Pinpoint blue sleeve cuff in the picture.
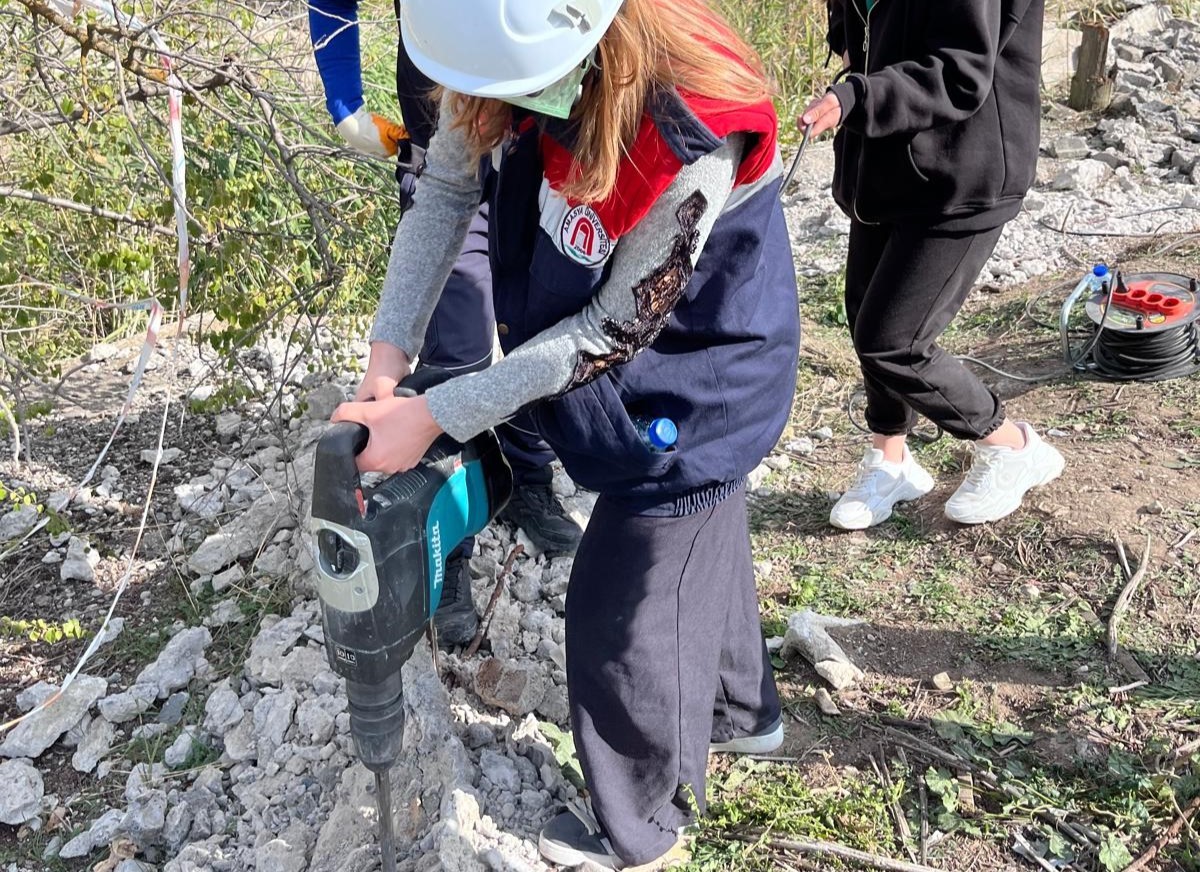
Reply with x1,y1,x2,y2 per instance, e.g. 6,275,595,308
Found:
308,0,364,124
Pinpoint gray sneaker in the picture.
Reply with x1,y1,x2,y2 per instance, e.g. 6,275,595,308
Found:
709,716,784,755
539,808,624,870
538,803,688,870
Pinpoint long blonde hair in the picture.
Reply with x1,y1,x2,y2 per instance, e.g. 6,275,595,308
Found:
444,0,771,203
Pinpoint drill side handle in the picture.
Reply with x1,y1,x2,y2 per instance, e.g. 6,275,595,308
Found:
312,422,370,524
394,365,455,397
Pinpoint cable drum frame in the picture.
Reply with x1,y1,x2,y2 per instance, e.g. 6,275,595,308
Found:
1071,271,1200,382
845,269,1200,439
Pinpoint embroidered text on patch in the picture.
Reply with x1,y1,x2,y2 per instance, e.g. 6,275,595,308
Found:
560,204,612,266
563,191,708,390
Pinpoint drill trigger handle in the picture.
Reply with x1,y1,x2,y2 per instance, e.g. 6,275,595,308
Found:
312,421,370,524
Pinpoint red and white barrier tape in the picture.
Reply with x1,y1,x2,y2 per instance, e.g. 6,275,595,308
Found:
2,0,189,734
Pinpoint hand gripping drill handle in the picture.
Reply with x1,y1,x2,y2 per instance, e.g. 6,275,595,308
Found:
311,367,512,772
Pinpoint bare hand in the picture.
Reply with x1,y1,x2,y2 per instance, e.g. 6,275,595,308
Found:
331,395,443,475
354,341,412,402
800,92,844,138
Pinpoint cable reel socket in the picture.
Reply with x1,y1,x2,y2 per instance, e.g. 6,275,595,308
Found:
1073,271,1200,382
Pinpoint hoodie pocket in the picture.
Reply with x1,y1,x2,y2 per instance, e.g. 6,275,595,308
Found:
906,142,931,183
906,95,1006,210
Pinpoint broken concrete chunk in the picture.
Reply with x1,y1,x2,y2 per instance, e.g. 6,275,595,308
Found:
71,717,115,773
0,674,107,759
0,759,44,825
475,658,548,717
814,688,841,717
133,627,212,699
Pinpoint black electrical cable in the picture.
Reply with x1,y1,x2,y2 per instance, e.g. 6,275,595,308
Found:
1089,319,1200,382
1076,270,1200,382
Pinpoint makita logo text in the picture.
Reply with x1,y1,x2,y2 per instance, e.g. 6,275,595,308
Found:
430,521,444,592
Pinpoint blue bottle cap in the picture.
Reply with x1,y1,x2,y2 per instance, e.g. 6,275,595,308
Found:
1093,263,1109,277
647,418,677,450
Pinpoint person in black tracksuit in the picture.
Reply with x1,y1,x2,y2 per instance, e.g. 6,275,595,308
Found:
803,0,1066,531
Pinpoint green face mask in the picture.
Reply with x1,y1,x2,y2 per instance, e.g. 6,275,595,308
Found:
505,54,594,119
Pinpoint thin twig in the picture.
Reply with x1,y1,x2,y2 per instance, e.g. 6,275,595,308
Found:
896,746,928,866
0,185,176,236
1107,534,1152,658
1114,534,1133,580
871,749,917,864
1107,680,1148,695
1176,736,1200,760
1126,795,1200,872
0,392,20,462
464,544,524,658
1171,528,1196,551
880,726,1097,848
727,832,942,872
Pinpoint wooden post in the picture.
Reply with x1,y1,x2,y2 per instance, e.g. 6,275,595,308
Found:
1069,21,1114,112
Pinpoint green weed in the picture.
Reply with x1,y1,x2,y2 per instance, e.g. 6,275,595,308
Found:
0,615,88,644
985,598,1101,668
691,761,899,870
717,0,832,144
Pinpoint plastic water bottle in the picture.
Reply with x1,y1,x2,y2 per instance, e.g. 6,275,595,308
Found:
1061,263,1110,362
632,417,677,452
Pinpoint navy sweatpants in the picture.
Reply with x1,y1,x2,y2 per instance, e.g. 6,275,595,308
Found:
565,486,780,865
418,201,555,483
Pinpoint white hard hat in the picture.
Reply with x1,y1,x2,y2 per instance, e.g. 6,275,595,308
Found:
400,0,623,99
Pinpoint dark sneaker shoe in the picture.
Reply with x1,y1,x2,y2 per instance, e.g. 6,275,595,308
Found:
499,482,583,554
433,554,479,648
538,805,688,870
709,716,784,755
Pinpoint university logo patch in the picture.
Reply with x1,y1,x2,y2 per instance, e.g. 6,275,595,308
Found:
560,205,612,266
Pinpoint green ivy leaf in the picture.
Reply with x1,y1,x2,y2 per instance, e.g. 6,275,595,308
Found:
1098,835,1134,871
925,767,959,814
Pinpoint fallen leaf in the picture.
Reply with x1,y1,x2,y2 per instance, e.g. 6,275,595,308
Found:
92,838,138,872
45,805,68,833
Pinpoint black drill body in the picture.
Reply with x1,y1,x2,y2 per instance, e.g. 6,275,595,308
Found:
310,369,512,779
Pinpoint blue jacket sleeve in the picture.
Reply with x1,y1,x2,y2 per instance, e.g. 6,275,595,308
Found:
308,0,364,124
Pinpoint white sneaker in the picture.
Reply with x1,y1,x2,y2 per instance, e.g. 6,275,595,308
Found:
829,446,935,530
944,423,1065,525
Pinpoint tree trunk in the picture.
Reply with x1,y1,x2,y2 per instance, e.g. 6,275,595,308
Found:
1069,22,1114,112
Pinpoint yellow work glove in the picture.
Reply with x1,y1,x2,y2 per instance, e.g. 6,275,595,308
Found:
335,107,408,158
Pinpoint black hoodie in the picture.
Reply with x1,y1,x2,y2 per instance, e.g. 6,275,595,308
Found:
826,0,1045,231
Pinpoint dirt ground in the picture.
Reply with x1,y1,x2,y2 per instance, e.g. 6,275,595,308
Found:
694,242,1200,871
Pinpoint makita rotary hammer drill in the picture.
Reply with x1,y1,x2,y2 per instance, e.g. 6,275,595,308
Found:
310,368,512,871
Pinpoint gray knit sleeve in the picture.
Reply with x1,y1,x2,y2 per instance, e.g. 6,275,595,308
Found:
426,136,751,442
369,101,482,357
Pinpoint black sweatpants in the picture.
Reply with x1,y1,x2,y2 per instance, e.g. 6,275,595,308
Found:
565,486,780,865
845,220,1007,440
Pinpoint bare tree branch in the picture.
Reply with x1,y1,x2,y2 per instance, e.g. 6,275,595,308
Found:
0,184,176,235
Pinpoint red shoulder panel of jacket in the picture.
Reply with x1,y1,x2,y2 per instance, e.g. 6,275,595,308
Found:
540,89,779,240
